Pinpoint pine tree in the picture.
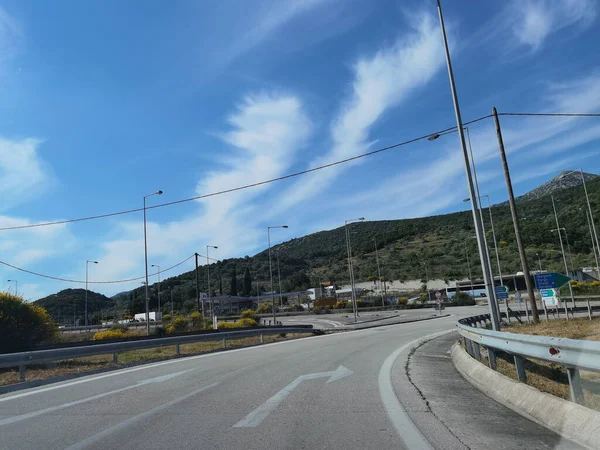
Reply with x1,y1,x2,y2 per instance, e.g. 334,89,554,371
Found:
243,267,252,296
230,267,238,296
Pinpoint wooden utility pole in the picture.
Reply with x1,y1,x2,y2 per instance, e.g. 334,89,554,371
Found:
493,107,539,323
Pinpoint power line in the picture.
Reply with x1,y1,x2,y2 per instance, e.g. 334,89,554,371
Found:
1,111,595,235
0,114,494,232
499,112,600,117
0,253,209,284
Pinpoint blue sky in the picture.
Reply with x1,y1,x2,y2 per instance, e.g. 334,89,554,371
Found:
1,0,600,300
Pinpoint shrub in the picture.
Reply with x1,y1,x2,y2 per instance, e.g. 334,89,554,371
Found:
334,301,349,309
93,329,128,341
0,292,57,353
151,326,166,337
454,292,475,306
162,313,172,322
256,303,272,313
235,318,258,327
240,309,260,323
189,312,204,330
398,297,408,306
167,316,188,334
217,321,236,329
110,324,129,332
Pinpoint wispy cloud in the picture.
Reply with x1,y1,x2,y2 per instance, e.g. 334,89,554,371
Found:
0,137,53,211
90,93,310,294
268,11,445,215
507,0,596,51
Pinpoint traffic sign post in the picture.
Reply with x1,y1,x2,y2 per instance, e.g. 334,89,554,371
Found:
435,291,442,314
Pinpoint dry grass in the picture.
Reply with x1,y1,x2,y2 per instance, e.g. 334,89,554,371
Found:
505,316,600,341
475,317,600,411
0,332,311,387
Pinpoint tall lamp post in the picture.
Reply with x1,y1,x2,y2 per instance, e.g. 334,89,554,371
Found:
464,241,473,295
584,209,600,275
85,260,98,331
551,195,576,312
151,264,161,316
535,253,543,272
435,0,500,330
372,238,385,307
206,245,218,317
276,251,284,307
345,217,364,322
268,225,288,325
144,189,163,336
7,279,17,296
464,194,503,285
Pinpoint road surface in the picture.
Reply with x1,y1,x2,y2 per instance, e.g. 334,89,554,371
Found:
0,306,580,449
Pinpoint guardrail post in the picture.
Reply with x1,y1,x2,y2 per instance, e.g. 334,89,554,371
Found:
465,339,473,357
567,368,585,404
113,352,118,364
488,348,497,370
260,334,264,344
19,364,26,382
514,355,526,381
472,342,481,361
176,344,180,356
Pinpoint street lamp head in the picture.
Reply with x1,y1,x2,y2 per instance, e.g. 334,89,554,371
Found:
358,217,365,221
151,264,158,268
156,190,163,195
463,198,470,202
282,225,288,229
428,133,440,141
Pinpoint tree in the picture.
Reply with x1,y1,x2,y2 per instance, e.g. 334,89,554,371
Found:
230,267,238,296
1,293,57,353
243,267,252,296
219,275,223,295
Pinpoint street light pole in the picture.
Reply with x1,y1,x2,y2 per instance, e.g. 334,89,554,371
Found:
551,195,576,313
206,245,218,317
144,190,163,336
276,251,283,307
85,260,98,332
373,238,385,307
151,264,161,316
585,209,600,275
423,265,431,303
464,241,473,295
434,0,500,330
268,226,288,325
345,218,364,322
535,253,543,272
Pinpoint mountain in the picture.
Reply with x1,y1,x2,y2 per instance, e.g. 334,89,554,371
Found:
518,171,598,202
35,289,116,326
35,171,600,325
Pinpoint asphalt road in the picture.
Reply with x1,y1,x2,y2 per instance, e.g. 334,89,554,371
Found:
0,306,579,449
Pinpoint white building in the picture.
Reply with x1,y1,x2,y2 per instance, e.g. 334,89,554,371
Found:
134,312,162,322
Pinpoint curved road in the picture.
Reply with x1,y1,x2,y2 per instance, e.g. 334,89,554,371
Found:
0,306,579,449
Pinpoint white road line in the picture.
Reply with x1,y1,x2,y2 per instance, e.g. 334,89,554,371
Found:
0,369,193,426
283,349,318,360
64,382,218,450
378,329,455,450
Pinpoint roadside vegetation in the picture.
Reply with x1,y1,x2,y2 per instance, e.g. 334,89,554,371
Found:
479,317,600,411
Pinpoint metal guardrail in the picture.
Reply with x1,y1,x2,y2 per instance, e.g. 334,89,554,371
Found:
0,327,314,382
457,312,600,404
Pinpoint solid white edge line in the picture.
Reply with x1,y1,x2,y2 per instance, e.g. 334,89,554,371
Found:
0,313,458,403
378,328,456,450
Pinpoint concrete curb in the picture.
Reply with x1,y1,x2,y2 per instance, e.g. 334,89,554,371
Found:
451,342,600,450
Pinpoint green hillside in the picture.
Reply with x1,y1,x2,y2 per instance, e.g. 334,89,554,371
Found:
36,173,600,324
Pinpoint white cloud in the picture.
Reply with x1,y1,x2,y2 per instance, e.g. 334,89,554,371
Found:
268,12,445,215
508,0,595,51
91,93,310,295
0,137,53,211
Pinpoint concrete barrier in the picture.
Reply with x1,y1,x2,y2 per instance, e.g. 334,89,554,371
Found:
451,342,600,450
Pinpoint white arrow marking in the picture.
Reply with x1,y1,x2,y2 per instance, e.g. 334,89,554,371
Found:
233,365,353,428
0,369,194,426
